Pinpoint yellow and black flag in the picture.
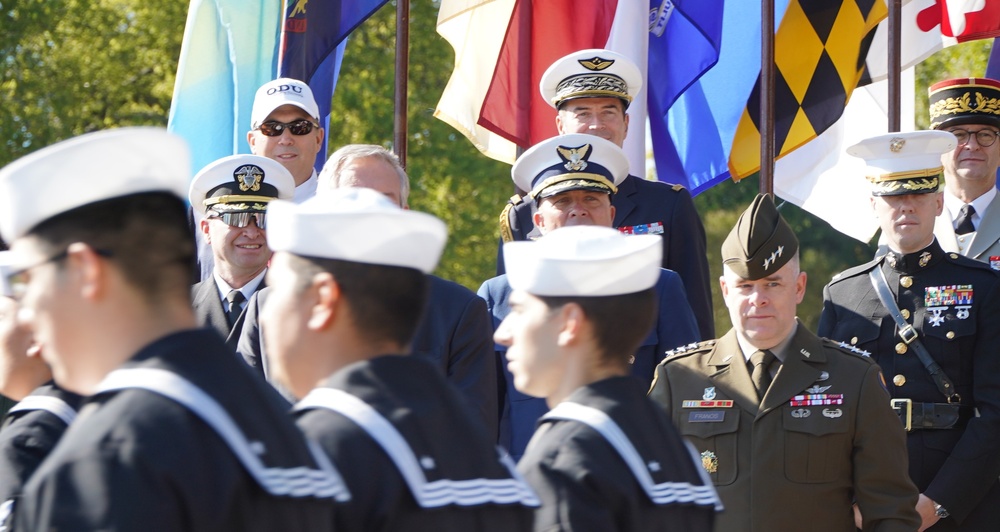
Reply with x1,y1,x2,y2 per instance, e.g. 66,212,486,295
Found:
728,0,886,179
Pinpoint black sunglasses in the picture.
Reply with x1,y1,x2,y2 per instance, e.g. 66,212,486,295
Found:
255,119,318,137
208,211,267,230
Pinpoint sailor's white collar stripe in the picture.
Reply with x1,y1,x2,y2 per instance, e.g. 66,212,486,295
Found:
542,402,723,509
296,387,541,508
8,395,78,426
97,368,350,501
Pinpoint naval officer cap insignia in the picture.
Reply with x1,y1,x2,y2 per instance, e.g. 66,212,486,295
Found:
847,130,956,197
503,225,661,297
267,187,447,274
928,77,1000,130
722,194,798,280
513,134,628,199
539,49,643,110
188,155,295,217
0,127,190,243
251,77,321,129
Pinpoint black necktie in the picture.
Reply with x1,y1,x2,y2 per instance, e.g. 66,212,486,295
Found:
225,290,246,329
749,350,776,400
956,204,976,235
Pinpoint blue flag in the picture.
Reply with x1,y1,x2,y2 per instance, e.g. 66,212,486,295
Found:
647,0,790,195
278,0,390,168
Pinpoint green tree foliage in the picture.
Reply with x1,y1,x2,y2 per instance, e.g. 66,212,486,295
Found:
0,0,186,165
915,40,993,129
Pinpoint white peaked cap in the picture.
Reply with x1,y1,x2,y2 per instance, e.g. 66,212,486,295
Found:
266,187,448,274
503,225,662,296
0,127,190,243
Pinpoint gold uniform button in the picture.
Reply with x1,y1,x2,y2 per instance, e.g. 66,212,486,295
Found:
946,331,956,340
893,375,906,387
900,276,913,288
895,342,908,354
850,336,859,345
901,309,910,320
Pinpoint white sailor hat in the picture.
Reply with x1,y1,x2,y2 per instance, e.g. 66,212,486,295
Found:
513,134,628,199
847,130,957,196
539,49,643,110
251,78,321,129
0,251,14,298
0,127,190,243
267,187,447,274
503,225,662,297
188,155,295,217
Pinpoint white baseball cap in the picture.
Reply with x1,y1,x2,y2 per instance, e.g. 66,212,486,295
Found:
250,78,321,129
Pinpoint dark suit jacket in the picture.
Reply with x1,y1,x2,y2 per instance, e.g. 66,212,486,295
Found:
649,326,921,532
497,175,714,340
238,275,499,441
191,278,264,353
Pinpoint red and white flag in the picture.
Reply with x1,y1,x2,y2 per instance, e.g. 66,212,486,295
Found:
434,0,647,175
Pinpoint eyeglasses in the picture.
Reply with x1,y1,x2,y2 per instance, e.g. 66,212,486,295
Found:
255,119,318,137
208,211,267,230
4,248,112,300
948,128,1000,148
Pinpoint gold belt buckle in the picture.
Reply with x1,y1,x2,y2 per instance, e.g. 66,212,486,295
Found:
891,398,913,431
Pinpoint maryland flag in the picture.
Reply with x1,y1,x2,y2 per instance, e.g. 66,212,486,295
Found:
728,0,887,179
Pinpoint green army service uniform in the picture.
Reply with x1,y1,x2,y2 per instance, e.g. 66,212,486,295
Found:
649,325,920,532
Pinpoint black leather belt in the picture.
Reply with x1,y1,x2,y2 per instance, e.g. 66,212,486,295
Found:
891,398,970,431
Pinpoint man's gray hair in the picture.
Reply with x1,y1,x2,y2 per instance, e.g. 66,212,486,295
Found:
319,144,410,206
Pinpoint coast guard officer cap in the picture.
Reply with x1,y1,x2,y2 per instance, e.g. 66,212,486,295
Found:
267,187,447,274
503,225,661,297
189,155,295,217
847,131,956,197
513,134,628,199
928,77,1000,130
722,193,799,281
0,127,190,243
0,251,14,298
251,78,321,129
540,49,643,110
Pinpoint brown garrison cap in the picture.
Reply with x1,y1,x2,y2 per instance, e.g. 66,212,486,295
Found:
722,194,798,280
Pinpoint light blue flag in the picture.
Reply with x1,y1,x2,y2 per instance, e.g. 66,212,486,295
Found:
167,0,282,176
648,0,790,195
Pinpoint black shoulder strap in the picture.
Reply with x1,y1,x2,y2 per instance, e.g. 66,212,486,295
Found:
868,268,961,403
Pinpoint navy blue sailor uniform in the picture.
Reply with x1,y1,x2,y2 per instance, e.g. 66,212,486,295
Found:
293,354,538,532
239,274,500,439
10,329,346,531
518,376,719,532
480,269,700,460
497,174,715,340
0,383,81,502
819,240,1000,530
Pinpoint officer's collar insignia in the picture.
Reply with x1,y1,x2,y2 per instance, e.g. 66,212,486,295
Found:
887,253,898,268
700,450,718,474
578,56,615,71
919,251,932,268
234,164,264,192
822,408,843,418
762,245,784,270
557,144,591,172
702,387,716,400
889,137,906,152
805,384,831,394
816,371,830,382
800,348,810,358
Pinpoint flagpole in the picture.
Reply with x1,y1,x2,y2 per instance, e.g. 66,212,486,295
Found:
760,0,775,196
394,0,410,168
887,0,902,132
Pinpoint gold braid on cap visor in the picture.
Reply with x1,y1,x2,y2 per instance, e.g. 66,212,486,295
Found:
529,173,618,199
203,195,276,210
553,74,631,105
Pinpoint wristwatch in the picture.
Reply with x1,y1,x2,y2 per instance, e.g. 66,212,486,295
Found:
933,502,949,519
